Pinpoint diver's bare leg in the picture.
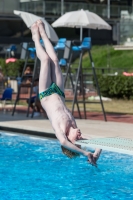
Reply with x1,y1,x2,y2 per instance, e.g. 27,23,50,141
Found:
31,23,52,93
37,20,64,92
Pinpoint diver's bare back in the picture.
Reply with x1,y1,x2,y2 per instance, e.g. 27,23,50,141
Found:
41,93,74,133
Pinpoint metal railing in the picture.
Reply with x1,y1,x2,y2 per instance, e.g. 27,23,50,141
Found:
0,0,132,20
63,66,131,90
19,1,133,19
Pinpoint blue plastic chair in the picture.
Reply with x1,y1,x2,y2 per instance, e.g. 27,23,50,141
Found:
28,39,44,59
72,37,91,52
64,37,92,84
54,38,66,51
28,47,36,59
5,45,17,58
54,38,68,72
59,58,67,66
54,38,67,68
0,88,13,111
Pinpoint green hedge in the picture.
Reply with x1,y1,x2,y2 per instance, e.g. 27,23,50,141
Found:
1,57,133,99
96,75,133,99
0,58,25,77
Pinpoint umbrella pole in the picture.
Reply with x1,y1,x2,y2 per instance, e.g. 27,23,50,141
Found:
88,29,91,37
80,27,83,42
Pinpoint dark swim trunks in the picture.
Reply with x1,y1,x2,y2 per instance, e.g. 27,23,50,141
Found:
39,82,65,100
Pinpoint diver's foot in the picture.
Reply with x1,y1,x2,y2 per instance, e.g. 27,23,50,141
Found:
31,23,40,42
37,20,47,38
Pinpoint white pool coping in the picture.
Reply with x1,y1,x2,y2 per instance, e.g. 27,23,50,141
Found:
76,137,133,155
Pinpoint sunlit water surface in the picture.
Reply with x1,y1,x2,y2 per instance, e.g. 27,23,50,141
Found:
0,132,133,200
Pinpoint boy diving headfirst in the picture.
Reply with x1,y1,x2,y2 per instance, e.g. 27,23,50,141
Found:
31,20,102,166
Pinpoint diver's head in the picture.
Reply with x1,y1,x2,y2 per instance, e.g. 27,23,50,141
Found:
61,127,82,159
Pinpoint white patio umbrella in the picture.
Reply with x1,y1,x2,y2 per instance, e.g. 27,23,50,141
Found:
13,10,59,43
52,9,112,41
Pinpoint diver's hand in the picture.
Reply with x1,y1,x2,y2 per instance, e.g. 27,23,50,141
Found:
87,152,97,167
93,149,102,163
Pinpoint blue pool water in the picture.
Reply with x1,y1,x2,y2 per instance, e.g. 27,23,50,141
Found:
0,132,133,200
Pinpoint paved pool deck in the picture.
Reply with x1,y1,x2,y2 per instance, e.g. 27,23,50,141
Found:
0,111,133,140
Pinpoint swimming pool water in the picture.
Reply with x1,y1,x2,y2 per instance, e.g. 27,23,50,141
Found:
0,132,133,200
